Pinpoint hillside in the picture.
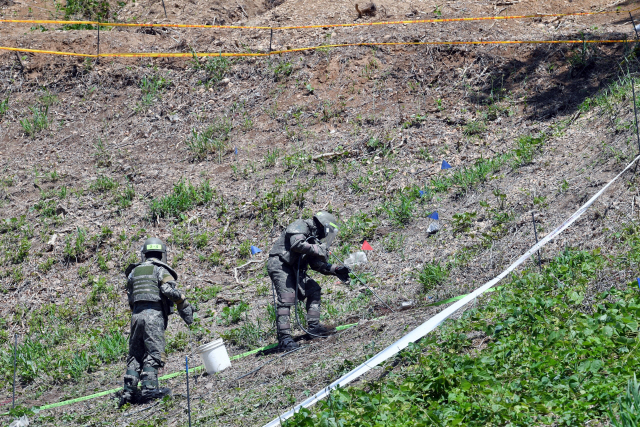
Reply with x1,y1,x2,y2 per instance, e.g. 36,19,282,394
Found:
1,0,640,425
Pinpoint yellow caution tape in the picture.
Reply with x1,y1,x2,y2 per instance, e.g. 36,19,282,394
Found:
0,39,631,58
1,6,638,30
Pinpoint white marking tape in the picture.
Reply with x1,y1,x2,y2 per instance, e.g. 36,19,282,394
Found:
263,154,640,427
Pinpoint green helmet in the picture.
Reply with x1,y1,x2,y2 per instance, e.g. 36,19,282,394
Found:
141,237,167,263
313,211,339,246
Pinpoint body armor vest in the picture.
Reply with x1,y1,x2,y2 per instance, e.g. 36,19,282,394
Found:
131,264,161,303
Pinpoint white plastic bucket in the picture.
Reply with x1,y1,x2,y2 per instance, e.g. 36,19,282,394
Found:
196,338,231,374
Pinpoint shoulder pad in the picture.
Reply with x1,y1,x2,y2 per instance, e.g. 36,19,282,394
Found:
286,219,311,235
124,262,141,278
148,259,178,280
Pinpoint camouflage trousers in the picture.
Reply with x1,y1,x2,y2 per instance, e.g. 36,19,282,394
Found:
124,302,166,391
267,255,322,340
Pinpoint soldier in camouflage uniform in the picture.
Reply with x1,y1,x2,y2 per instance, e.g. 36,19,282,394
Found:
268,211,350,351
119,237,195,407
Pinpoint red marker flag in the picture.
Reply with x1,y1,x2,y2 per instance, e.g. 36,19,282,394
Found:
361,240,373,251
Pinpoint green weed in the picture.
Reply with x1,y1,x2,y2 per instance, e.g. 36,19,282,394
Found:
63,228,87,262
512,133,545,167
451,211,477,233
218,302,249,326
90,175,118,192
609,375,640,427
416,261,448,292
264,148,280,168
220,319,268,349
0,97,8,117
20,106,49,137
140,75,170,105
192,285,221,303
384,194,415,226
186,118,233,162
149,179,213,220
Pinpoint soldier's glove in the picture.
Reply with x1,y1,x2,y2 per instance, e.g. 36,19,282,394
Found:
332,265,351,284
177,301,194,325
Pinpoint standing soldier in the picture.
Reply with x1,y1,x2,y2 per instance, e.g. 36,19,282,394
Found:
118,238,195,407
268,211,351,351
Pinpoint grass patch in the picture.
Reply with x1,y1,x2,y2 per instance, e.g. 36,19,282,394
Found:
149,179,213,220
20,106,49,137
140,75,170,106
416,261,448,292
186,117,232,162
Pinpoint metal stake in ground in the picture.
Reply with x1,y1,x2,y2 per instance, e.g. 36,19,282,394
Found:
531,212,542,272
96,22,100,65
12,334,17,409
185,356,192,427
269,28,273,54
161,0,168,19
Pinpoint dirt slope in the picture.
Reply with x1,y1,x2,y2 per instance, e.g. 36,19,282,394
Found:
1,0,640,425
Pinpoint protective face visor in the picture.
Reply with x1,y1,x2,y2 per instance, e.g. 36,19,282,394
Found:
323,222,339,249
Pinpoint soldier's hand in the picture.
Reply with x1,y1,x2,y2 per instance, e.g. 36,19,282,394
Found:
334,265,351,284
178,302,194,325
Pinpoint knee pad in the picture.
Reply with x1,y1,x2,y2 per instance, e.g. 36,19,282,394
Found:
279,291,296,307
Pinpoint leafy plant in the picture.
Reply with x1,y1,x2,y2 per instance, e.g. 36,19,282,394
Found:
451,211,477,233
192,285,221,303
272,60,294,80
220,319,268,349
463,120,486,136
218,302,249,326
512,133,545,167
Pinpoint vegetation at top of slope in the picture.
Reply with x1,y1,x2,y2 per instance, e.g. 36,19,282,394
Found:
285,229,640,426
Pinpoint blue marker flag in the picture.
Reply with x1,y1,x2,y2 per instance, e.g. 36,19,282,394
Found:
250,245,262,255
428,211,439,220
235,147,238,155
419,190,424,197
441,160,452,170
637,278,640,290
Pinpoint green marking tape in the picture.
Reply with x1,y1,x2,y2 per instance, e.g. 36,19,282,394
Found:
427,286,503,306
18,323,361,412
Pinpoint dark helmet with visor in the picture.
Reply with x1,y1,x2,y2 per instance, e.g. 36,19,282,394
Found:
313,211,339,248
141,237,167,263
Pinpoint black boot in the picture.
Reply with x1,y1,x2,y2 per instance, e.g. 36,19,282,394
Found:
118,369,140,408
306,321,336,337
139,366,172,402
278,335,300,351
